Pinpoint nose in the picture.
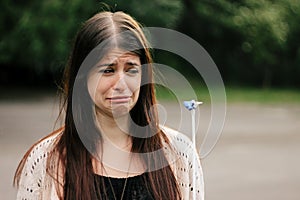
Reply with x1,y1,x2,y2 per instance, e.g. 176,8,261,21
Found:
112,72,127,92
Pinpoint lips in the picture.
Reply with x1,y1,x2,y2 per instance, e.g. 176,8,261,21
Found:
106,96,131,103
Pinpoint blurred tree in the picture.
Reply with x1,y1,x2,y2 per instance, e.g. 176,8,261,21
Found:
229,0,289,87
102,0,183,27
0,0,99,86
177,0,300,87
0,0,299,88
282,0,300,86
0,0,183,86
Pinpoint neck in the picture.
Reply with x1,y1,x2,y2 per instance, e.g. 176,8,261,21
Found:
96,111,132,149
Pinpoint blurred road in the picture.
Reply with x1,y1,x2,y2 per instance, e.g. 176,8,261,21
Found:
1,95,299,199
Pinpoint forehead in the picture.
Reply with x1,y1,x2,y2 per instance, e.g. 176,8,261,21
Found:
101,48,140,62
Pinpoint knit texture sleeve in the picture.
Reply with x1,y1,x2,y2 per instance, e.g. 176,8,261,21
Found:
161,126,205,200
186,138,204,200
16,134,59,200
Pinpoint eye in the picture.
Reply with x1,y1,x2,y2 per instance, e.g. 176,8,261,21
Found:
127,68,140,75
99,67,114,74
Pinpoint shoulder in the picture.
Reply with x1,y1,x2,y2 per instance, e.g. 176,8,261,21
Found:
26,129,62,163
19,128,63,176
16,129,63,199
160,126,194,152
160,125,197,166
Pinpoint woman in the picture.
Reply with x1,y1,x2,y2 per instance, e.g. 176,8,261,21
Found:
14,11,204,200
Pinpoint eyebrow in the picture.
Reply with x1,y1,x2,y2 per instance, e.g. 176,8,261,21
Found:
126,61,140,66
97,63,115,67
97,61,141,68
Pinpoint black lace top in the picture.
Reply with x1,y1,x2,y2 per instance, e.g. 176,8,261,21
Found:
94,172,154,200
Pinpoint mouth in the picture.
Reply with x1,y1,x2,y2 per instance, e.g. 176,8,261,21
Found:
106,96,131,103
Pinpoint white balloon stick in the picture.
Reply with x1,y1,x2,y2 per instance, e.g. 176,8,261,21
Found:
183,100,203,200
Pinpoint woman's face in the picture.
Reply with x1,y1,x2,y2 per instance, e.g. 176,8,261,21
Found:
88,49,142,118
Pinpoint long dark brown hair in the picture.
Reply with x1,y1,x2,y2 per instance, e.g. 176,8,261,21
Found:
14,11,181,199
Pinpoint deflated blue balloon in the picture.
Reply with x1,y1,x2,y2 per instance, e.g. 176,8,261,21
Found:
183,100,196,110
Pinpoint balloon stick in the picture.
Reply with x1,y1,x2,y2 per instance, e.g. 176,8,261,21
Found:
183,100,203,200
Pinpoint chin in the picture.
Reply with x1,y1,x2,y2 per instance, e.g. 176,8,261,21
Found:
111,105,131,118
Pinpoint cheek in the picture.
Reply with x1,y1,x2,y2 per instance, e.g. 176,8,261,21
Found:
95,78,112,96
88,75,110,101
127,76,141,95
87,75,98,101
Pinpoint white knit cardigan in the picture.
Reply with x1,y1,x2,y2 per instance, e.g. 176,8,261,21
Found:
16,126,204,200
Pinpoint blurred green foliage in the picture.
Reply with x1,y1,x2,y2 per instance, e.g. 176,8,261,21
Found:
177,0,300,87
0,0,299,88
